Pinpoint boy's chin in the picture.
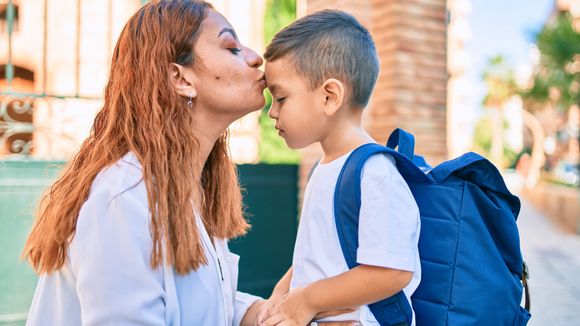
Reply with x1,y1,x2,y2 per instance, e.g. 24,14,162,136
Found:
279,131,314,149
284,139,310,150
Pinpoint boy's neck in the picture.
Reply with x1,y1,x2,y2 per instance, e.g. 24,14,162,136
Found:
319,108,375,164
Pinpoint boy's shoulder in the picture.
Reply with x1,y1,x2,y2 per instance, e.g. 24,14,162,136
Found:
356,151,416,203
358,151,398,179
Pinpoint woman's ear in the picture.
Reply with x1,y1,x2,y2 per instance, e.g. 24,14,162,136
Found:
169,63,197,98
321,78,345,116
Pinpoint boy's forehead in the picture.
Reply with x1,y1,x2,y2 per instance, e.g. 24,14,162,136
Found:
265,59,288,76
265,60,289,90
265,58,299,85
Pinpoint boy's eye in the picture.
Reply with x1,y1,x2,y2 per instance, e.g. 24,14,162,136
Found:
228,47,242,55
275,97,286,104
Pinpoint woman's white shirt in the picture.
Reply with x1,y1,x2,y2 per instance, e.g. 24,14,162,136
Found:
25,152,260,326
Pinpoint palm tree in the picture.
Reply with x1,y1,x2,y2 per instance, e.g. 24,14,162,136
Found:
481,55,517,168
520,13,580,186
522,13,580,111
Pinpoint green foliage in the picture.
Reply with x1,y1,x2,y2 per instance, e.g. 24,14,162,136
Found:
258,0,299,164
521,13,580,111
478,55,519,168
482,55,517,108
537,14,580,69
472,114,518,168
258,92,300,164
264,0,297,44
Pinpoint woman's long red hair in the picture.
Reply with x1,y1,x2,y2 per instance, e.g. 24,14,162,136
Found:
22,0,249,275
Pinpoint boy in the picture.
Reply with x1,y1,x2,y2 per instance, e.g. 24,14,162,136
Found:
259,10,421,326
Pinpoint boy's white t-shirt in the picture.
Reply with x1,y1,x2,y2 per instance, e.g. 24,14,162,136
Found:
290,149,421,326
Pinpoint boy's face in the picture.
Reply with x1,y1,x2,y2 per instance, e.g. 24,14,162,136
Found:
265,57,327,149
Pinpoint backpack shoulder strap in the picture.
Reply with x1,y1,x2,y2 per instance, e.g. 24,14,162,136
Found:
334,143,413,325
386,128,433,175
386,128,415,159
334,143,390,267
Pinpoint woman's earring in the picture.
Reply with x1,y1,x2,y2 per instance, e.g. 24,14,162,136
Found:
187,92,193,107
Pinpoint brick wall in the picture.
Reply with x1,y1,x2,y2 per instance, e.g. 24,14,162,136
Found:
298,0,449,194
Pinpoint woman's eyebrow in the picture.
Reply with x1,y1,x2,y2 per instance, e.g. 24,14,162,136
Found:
218,27,238,40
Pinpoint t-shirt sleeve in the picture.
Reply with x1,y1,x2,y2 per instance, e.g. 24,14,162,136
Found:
356,154,420,272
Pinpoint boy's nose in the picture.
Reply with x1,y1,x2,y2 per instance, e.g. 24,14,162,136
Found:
245,48,263,68
268,105,278,119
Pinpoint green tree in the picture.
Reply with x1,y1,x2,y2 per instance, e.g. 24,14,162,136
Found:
472,115,518,169
258,0,299,164
479,55,518,168
522,13,580,111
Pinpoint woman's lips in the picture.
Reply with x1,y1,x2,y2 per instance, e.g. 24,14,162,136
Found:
258,78,267,88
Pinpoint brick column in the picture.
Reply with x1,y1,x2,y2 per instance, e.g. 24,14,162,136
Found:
365,0,448,165
298,0,449,193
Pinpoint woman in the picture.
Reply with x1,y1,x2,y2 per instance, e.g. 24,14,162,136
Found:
22,1,267,324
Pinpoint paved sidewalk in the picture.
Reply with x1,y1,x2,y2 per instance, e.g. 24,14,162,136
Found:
517,198,580,325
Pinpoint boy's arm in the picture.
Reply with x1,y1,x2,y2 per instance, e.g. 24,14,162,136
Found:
256,267,293,324
303,264,411,311
262,265,412,326
270,267,293,299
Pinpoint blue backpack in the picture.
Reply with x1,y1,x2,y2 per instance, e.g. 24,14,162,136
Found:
333,128,531,326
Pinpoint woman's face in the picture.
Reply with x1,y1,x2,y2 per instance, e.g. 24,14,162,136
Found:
190,10,266,120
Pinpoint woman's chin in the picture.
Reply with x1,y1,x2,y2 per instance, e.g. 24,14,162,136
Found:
230,100,266,120
255,97,266,110
247,97,266,113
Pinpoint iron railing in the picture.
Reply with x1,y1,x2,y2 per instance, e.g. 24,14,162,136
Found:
0,0,125,158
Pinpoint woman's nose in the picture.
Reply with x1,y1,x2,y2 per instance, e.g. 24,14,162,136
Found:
245,48,263,68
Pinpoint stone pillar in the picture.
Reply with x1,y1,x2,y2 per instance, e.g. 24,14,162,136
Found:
299,0,449,192
447,0,472,158
363,0,448,164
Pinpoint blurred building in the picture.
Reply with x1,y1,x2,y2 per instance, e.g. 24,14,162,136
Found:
531,0,580,174
519,0,579,232
0,0,264,161
554,0,580,168
0,0,141,158
2,0,450,168
447,0,473,159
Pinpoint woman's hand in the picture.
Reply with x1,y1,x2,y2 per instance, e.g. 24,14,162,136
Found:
240,300,266,326
256,295,284,326
258,288,358,325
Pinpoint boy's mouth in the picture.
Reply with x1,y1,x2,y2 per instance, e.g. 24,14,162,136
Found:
275,125,285,135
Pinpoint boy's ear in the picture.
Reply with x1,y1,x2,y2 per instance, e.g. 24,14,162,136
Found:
169,63,197,98
321,78,345,116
